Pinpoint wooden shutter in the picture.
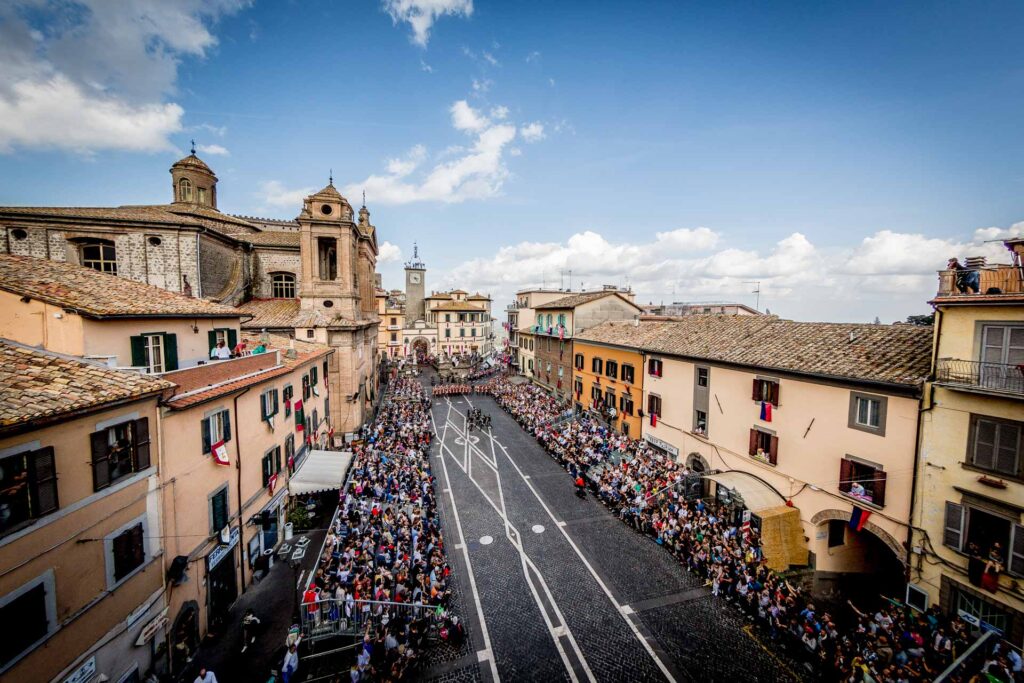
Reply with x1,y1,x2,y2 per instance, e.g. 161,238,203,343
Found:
133,418,151,471
272,389,279,416
201,417,212,454
222,410,231,442
262,454,272,486
838,458,854,493
129,524,145,570
130,336,146,367
260,393,268,420
275,446,282,473
748,429,758,456
751,379,760,401
208,330,218,352
768,435,779,465
163,333,178,370
227,329,238,351
943,502,964,550
29,447,59,516
873,469,887,507
770,382,780,407
1011,524,1024,577
211,490,228,531
90,430,110,491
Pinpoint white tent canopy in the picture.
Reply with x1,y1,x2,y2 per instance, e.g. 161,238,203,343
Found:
705,471,786,512
288,450,353,496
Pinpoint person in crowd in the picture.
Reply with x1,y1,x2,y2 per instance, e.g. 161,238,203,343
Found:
193,667,218,683
210,340,231,360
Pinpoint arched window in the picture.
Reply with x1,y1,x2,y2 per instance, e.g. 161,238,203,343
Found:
270,272,296,298
80,239,117,274
179,178,193,202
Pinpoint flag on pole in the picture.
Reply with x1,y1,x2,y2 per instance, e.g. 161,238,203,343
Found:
760,401,772,422
849,506,871,531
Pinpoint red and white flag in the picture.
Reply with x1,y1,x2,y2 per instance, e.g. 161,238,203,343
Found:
212,440,230,466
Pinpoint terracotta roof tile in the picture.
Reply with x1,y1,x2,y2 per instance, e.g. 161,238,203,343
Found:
237,299,365,330
0,205,203,226
536,291,637,310
575,317,933,387
0,339,172,429
432,301,486,311
0,254,245,318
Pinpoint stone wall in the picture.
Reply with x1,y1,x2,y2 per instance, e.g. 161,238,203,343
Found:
251,248,301,298
198,235,244,302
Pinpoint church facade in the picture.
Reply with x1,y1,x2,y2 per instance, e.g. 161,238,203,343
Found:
0,150,380,435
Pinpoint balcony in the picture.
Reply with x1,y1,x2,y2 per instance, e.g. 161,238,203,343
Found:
935,358,1024,397
935,265,1024,299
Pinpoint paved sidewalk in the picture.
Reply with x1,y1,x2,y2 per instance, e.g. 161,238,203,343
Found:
181,528,325,683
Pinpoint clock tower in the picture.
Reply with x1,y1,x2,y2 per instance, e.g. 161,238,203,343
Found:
404,242,427,322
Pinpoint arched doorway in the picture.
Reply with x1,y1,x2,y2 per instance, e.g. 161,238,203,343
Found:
412,337,429,363
811,509,907,602
171,601,199,676
685,453,710,499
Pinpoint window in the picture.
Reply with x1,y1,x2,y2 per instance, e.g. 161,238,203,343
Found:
838,456,887,506
697,367,709,388
130,333,178,373
271,273,296,298
591,385,603,402
694,410,708,435
648,358,663,377
752,378,779,406
179,178,193,202
605,360,618,378
80,239,118,274
647,394,662,417
210,487,229,532
574,354,584,370
471,328,477,337
0,570,56,670
208,328,237,355
748,428,778,465
952,586,1013,636
849,392,887,436
197,187,207,205
283,385,293,417
310,365,319,387
828,520,846,548
944,501,1024,577
981,324,1024,368
111,523,145,583
620,394,634,416
592,357,603,374
317,238,338,280
968,415,1022,478
302,374,311,401
262,447,282,487
445,329,451,338
574,377,583,396
460,329,465,337
261,389,279,424
201,410,231,455
285,435,296,473
445,314,451,322
0,447,58,537
390,332,397,342
90,418,151,491
621,364,635,384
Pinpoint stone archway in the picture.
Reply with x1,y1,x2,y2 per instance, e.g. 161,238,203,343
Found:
810,508,907,564
411,337,429,362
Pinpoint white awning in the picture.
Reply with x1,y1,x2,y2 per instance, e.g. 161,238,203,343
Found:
705,471,786,512
288,450,353,496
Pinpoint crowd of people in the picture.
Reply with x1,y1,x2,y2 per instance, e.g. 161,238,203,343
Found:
431,383,473,396
301,376,460,681
477,378,1010,683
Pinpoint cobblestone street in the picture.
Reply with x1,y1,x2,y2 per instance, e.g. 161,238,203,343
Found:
427,389,804,683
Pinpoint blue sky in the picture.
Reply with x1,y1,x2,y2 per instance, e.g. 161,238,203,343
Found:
1,0,1022,321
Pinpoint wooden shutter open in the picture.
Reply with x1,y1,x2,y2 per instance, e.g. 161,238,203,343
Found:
1011,524,1024,577
130,336,146,367
90,430,110,491
222,410,231,442
208,330,218,353
768,435,779,465
133,418,151,470
943,502,964,550
227,328,238,351
201,417,212,454
751,379,760,401
29,447,59,516
873,469,887,507
770,382,780,407
163,333,178,371
748,429,758,456
838,458,854,493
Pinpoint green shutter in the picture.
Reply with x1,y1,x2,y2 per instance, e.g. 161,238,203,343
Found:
222,410,232,442
130,336,146,367
163,333,178,370
208,331,217,352
260,393,267,420
274,446,282,473
227,329,238,350
201,417,211,454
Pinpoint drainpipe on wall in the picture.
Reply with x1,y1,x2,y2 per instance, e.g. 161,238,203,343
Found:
907,307,942,583
233,386,251,595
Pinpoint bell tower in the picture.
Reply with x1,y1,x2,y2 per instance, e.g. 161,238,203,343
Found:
170,140,218,209
404,242,427,322
297,179,358,318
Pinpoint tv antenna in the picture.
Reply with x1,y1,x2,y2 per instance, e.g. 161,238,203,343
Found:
743,281,761,311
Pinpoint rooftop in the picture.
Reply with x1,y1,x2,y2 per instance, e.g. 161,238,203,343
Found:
433,300,486,312
0,204,204,226
0,254,245,319
162,333,332,409
0,338,173,430
237,299,367,330
576,316,933,388
536,290,638,310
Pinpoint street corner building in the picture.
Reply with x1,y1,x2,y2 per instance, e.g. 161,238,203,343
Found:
0,151,381,436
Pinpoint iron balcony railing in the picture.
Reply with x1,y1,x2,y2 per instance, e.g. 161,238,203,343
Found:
936,265,1024,297
935,358,1024,396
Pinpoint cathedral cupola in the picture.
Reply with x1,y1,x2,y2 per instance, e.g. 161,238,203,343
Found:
170,140,218,209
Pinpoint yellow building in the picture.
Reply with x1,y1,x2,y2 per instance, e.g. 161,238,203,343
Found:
571,336,644,437
911,237,1024,643
376,288,405,358
426,290,494,356
0,339,171,683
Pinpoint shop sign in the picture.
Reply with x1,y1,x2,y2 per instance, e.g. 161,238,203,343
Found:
207,527,240,570
644,433,679,457
63,657,96,683
135,608,169,646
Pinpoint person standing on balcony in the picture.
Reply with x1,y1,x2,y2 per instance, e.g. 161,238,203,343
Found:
947,257,980,294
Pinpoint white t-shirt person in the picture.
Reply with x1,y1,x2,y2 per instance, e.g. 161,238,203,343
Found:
210,341,231,360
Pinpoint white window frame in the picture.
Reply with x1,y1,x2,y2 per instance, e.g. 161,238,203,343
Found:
207,409,229,448
144,334,164,374
855,396,880,428
0,568,57,673
103,513,150,590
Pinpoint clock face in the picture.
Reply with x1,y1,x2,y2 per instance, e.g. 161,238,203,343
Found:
409,273,421,284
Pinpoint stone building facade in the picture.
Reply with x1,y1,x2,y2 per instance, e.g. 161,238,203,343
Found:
0,151,379,435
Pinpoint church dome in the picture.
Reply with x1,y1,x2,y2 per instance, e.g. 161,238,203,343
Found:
171,152,215,175
310,182,345,201
170,145,218,208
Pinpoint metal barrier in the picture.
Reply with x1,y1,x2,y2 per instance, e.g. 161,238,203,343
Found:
936,357,1024,396
300,597,447,641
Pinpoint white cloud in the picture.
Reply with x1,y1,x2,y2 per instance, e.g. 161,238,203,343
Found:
0,0,246,154
420,58,434,73
520,122,545,142
382,0,473,47
509,147,522,157
482,51,499,66
343,97,527,204
549,78,556,87
471,77,492,94
439,223,1024,322
378,241,402,263
256,180,315,210
526,50,541,63
195,122,227,137
197,143,229,155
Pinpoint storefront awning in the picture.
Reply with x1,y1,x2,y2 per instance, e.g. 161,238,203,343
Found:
288,450,353,496
705,471,786,512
